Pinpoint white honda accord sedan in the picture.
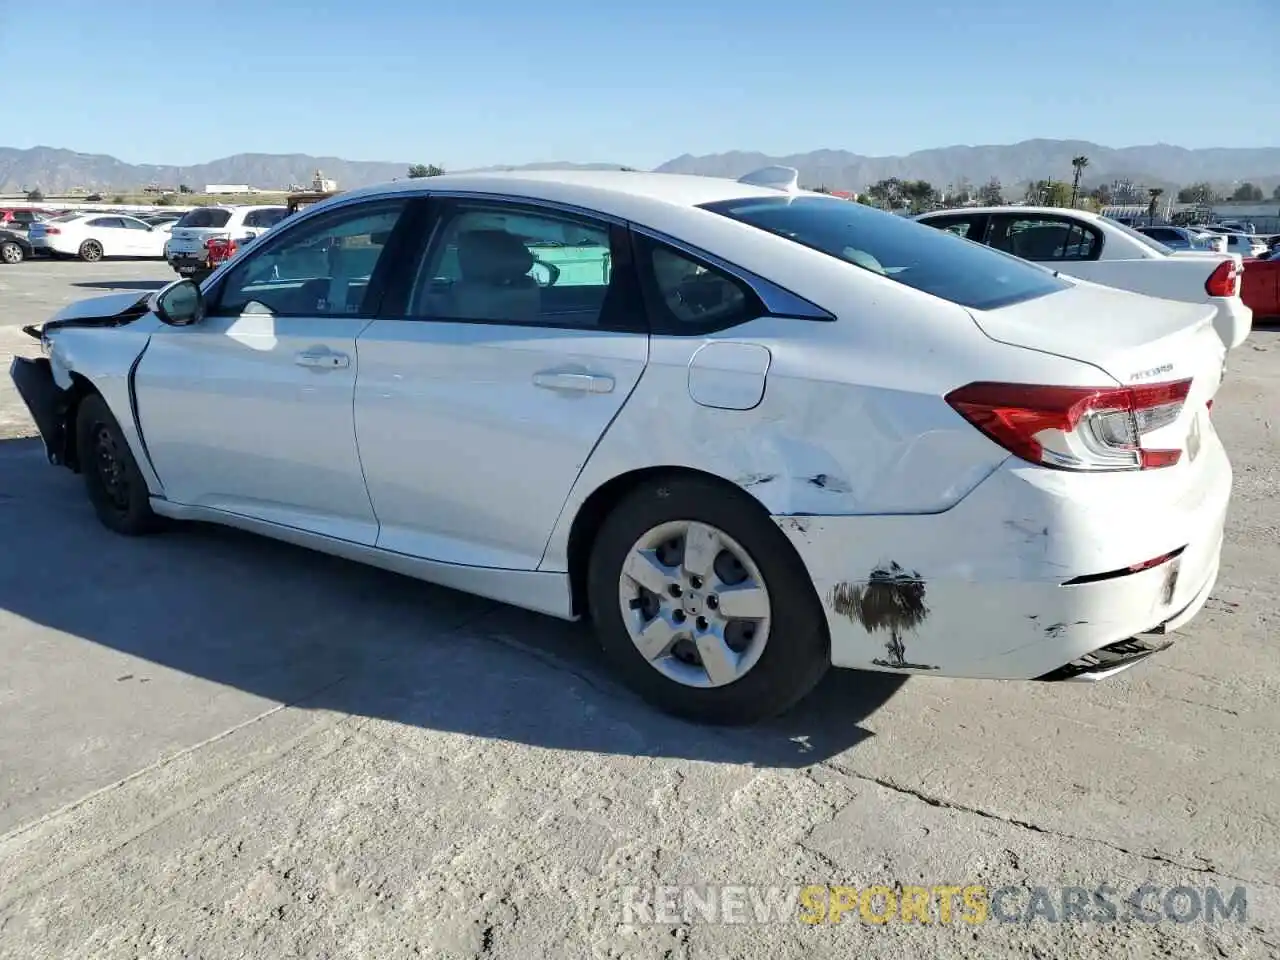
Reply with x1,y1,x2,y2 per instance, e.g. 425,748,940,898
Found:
10,167,1232,724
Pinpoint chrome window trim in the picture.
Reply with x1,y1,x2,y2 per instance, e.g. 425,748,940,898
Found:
262,188,834,322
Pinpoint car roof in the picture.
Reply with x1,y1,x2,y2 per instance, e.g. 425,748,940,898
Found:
336,169,791,219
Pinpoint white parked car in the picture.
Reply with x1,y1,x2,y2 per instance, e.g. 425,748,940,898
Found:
10,168,1232,724
26,212,170,261
1220,233,1269,259
164,204,288,278
916,206,1252,349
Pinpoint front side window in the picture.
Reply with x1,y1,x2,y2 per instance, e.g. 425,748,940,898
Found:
88,217,125,229
118,217,151,231
406,203,626,328
702,195,1069,311
213,200,408,317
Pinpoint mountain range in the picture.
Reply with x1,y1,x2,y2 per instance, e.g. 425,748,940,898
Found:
2,140,1278,197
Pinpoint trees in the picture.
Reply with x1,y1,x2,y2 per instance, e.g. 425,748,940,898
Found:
1070,155,1089,207
865,178,905,210
178,184,192,194
1086,183,1113,206
902,179,937,213
1025,179,1073,207
1232,182,1263,202
977,178,1004,205
1177,182,1215,204
407,164,446,179
26,188,44,202
1274,184,1280,200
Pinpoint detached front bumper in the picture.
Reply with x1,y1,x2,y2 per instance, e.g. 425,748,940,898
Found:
9,356,73,466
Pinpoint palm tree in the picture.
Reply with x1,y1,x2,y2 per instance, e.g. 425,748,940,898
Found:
1070,155,1089,207
1147,187,1165,224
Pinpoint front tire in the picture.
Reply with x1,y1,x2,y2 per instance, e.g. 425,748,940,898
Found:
75,393,161,536
78,239,104,262
587,476,830,725
0,241,23,264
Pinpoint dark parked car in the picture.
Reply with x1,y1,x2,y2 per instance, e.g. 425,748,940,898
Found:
0,228,34,264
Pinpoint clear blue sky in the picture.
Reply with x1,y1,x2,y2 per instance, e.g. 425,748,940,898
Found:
3,0,1276,169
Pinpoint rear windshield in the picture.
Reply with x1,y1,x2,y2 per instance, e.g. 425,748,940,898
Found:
52,213,82,223
700,195,1070,310
176,208,232,228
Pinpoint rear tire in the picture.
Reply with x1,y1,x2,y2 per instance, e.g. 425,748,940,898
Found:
586,475,830,725
0,241,23,264
78,239,103,262
75,393,162,536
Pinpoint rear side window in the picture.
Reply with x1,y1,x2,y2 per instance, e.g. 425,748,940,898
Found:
701,195,1069,311
176,208,232,228
987,216,1102,262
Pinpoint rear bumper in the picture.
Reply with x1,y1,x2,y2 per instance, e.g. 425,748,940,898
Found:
9,356,72,466
773,435,1232,680
168,255,211,276
1212,296,1252,349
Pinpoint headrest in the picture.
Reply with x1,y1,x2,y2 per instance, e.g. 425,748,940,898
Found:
457,230,534,284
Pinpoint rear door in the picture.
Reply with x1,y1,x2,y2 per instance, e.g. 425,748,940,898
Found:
354,197,649,570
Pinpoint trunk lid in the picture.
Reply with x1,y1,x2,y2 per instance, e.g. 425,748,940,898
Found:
968,280,1225,463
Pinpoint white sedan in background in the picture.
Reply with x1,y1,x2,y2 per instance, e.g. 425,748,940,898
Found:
916,206,1252,349
10,168,1232,724
27,212,170,262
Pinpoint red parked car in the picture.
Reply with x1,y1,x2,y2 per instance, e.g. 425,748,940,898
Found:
1242,250,1280,322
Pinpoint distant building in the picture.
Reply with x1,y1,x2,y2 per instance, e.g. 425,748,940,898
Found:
204,184,252,194
311,169,337,192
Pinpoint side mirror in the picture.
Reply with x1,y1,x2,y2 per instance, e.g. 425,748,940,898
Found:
153,278,205,326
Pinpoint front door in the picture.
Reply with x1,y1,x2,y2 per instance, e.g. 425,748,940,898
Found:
354,198,650,569
133,197,416,544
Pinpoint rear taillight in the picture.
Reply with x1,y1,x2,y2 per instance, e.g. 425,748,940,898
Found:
1205,259,1240,298
946,379,1193,472
44,226,60,235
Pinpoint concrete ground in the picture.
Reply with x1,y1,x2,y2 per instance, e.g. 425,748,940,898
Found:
1,258,1278,959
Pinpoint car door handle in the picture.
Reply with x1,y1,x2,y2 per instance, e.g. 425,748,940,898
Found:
532,371,615,394
295,350,350,370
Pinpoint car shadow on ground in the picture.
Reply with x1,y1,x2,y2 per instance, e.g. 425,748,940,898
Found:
0,437,904,769
70,280,168,291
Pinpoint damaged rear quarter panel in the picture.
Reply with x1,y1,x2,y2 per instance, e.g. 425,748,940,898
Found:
539,302,1109,575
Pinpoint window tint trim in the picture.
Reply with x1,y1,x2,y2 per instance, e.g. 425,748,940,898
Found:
629,224,834,323
389,197,647,334
204,197,421,319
